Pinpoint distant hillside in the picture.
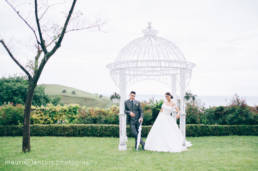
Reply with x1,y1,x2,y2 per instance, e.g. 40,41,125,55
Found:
40,84,112,108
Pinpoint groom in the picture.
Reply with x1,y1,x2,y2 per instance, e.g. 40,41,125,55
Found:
124,91,145,150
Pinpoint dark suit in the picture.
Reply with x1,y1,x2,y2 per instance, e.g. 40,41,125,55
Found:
124,99,145,149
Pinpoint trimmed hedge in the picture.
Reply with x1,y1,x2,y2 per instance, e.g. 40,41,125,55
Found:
0,124,257,137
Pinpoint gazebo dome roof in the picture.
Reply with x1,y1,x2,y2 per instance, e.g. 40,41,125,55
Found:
115,23,186,62
107,23,195,87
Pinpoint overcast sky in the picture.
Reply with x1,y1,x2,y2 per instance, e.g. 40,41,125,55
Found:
0,0,258,97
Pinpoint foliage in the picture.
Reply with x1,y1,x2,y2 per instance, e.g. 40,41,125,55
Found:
74,105,119,124
203,105,256,125
0,124,257,137
0,76,60,106
0,104,24,125
50,96,61,106
199,95,258,125
110,92,120,100
229,94,247,106
149,100,163,123
0,102,257,126
184,91,197,105
0,104,119,125
31,104,80,124
141,102,153,125
185,103,205,124
0,93,257,126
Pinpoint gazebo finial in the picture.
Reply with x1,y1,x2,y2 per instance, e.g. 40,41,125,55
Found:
148,22,152,29
143,22,157,37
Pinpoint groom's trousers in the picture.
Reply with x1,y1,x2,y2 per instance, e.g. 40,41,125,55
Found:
130,121,145,149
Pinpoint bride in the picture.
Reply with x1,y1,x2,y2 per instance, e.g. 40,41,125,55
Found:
144,92,192,152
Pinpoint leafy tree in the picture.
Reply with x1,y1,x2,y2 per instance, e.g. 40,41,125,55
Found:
51,96,62,106
110,92,120,100
110,92,120,104
0,76,56,106
184,92,197,105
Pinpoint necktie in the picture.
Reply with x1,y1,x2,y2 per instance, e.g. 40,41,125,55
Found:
130,100,133,109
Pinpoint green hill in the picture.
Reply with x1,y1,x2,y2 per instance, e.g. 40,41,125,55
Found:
40,84,112,108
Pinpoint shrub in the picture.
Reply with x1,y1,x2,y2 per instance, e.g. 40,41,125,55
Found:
51,96,61,106
150,100,163,123
141,102,153,125
0,104,24,125
31,104,80,124
186,104,204,124
0,104,81,125
203,105,256,125
74,105,119,124
0,101,257,126
143,109,153,125
0,124,257,137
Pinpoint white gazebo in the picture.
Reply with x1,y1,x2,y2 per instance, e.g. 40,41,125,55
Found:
107,23,195,151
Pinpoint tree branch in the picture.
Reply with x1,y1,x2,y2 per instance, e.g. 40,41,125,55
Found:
0,40,32,80
34,0,77,83
49,0,77,56
39,1,66,21
45,22,104,48
66,22,106,33
35,0,48,54
5,0,40,47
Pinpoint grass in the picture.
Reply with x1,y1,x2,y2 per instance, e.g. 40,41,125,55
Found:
40,84,112,108
0,136,257,171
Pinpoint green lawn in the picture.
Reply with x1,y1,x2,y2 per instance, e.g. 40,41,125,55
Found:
0,136,257,171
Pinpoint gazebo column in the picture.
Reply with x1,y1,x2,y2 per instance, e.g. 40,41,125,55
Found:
118,70,127,151
171,74,177,121
179,69,186,145
171,74,177,102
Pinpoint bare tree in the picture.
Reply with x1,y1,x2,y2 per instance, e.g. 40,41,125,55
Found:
0,0,103,152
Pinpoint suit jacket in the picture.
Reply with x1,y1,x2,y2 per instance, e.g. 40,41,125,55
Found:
124,99,143,123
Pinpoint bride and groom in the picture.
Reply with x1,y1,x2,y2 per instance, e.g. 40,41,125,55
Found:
124,91,192,152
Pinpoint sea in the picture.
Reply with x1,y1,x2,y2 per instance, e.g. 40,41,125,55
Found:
136,95,258,107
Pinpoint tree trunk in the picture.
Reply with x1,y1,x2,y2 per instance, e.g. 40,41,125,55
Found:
22,81,36,152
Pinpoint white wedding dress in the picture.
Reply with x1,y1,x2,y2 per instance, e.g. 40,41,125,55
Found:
145,103,192,152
